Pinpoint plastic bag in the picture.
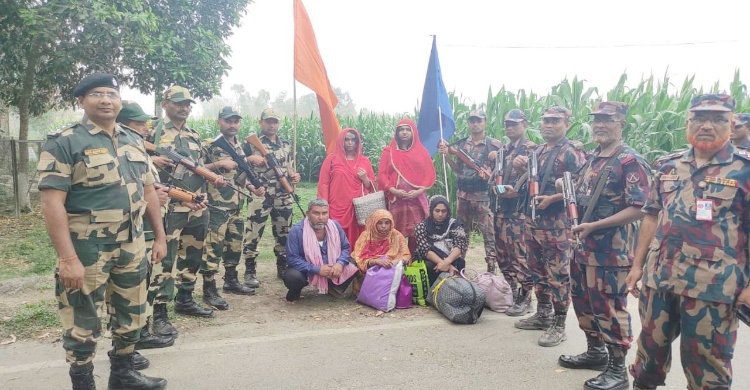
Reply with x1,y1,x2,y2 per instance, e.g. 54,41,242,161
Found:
471,272,513,313
404,259,429,306
356,261,403,312
395,274,413,309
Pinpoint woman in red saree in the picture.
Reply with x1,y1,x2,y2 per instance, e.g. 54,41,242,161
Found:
317,128,376,246
378,119,436,252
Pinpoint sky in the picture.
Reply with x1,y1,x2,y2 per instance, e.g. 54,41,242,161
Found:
126,0,750,117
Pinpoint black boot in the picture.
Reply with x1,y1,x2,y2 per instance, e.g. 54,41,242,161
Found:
108,352,167,390
558,333,608,371
152,303,178,337
584,345,629,390
202,278,229,310
135,319,175,350
224,267,256,295
244,260,261,288
132,351,150,370
277,261,287,280
506,288,533,317
174,289,215,318
70,364,96,390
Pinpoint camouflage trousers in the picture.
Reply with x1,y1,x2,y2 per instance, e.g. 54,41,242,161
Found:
570,260,632,349
630,286,737,389
204,208,244,274
242,191,293,268
456,197,496,266
494,215,532,290
58,238,148,368
163,207,208,295
525,225,571,313
144,239,169,317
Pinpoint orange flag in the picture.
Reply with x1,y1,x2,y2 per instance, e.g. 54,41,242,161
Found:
294,0,340,154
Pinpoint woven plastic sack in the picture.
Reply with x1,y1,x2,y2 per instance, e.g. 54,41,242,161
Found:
426,272,485,324
353,191,386,226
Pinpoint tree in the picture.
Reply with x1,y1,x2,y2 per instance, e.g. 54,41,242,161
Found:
0,0,251,211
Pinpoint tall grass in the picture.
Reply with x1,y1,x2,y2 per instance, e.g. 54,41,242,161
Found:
191,70,750,188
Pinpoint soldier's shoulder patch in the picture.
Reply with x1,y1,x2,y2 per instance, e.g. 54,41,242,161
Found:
47,122,77,138
524,139,538,148
618,153,635,165
489,138,503,149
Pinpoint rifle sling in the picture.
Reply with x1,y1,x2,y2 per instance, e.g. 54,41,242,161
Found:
538,143,564,194
580,146,624,224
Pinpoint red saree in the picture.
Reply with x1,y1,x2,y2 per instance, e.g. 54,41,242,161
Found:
317,128,376,246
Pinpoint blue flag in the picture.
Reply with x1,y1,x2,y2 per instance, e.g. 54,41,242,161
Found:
417,36,456,156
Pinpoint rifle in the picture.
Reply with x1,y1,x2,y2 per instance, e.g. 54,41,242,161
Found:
528,151,540,220
441,141,491,179
144,140,252,198
492,147,505,194
562,171,581,247
739,305,750,327
211,135,264,190
244,134,304,215
154,182,222,212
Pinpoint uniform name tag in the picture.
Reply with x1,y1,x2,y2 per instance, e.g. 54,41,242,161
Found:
696,199,713,221
83,148,109,156
660,175,678,181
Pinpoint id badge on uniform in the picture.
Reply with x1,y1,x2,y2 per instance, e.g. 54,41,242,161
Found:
696,199,713,221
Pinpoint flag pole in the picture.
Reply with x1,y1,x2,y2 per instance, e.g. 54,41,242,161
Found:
292,0,298,172
438,106,450,202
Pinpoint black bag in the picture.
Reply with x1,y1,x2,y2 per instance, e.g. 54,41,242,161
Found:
426,273,485,324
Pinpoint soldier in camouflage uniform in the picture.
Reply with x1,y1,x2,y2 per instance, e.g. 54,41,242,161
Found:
38,74,167,390
626,94,750,390
513,106,587,347
731,113,750,153
556,102,652,390
116,101,175,350
438,109,501,273
492,109,537,316
148,86,228,317
204,106,265,296
242,108,301,286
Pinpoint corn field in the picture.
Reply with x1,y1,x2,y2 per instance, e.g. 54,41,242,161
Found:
191,71,750,200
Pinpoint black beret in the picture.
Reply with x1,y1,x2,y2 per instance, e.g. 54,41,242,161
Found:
73,73,120,97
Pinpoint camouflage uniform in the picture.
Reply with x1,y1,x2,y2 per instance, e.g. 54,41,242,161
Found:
242,133,296,278
147,117,208,298
515,107,587,347
143,160,169,318
37,117,153,368
453,127,502,272
493,128,537,300
570,118,652,355
631,95,750,390
204,138,250,276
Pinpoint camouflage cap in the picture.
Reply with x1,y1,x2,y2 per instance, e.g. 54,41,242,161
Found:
260,108,282,120
163,86,196,103
542,106,571,119
735,113,750,126
218,106,242,120
73,73,120,97
117,100,156,122
504,109,528,122
689,94,735,112
589,101,628,116
468,109,487,119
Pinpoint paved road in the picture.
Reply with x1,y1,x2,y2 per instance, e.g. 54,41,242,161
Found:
1,300,748,390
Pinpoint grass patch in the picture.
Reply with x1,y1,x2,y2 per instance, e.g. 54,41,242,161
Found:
0,213,56,281
0,300,60,339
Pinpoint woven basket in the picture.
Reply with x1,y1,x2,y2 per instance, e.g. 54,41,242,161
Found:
353,190,386,226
